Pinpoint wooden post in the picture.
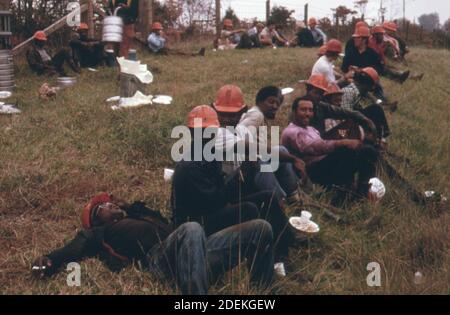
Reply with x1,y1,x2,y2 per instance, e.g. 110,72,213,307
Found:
405,21,410,42
87,0,94,37
304,3,308,25
266,0,270,23
215,0,220,39
137,0,153,42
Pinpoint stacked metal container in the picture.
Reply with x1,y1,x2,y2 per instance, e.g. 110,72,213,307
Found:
0,10,13,92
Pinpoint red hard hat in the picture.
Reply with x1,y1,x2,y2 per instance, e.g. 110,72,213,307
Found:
187,105,220,128
356,21,368,29
361,67,380,84
223,19,233,27
152,22,163,30
308,17,317,26
81,193,112,229
383,21,397,32
214,85,246,113
324,83,343,96
306,74,329,92
372,25,386,34
353,26,370,38
34,31,47,41
78,23,89,31
326,39,342,53
318,45,327,56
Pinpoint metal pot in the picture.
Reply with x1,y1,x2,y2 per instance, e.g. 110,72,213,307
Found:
0,80,14,87
0,75,13,81
102,34,123,43
102,8,124,43
57,77,77,88
0,69,13,76
0,64,13,70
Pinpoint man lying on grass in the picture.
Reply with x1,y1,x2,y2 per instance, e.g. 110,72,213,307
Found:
31,193,275,295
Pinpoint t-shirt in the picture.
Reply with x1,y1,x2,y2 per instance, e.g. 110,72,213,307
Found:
238,106,268,151
311,55,336,83
310,27,327,45
259,27,275,43
215,125,255,174
281,123,338,165
147,32,166,53
36,47,51,62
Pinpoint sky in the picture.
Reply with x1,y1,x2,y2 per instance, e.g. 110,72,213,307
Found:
219,0,450,25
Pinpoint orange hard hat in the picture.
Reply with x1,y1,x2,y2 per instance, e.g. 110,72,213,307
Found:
353,26,370,38
326,39,342,53
187,105,220,128
152,22,163,30
324,83,343,96
34,31,47,41
306,74,329,92
318,45,327,56
383,21,397,32
308,17,317,26
223,19,233,27
361,67,380,84
372,25,386,34
78,23,89,31
214,85,246,113
356,21,368,29
81,193,112,229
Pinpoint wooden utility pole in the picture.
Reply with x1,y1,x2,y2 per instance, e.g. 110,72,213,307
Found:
87,0,94,37
266,0,270,23
0,0,9,10
137,0,153,41
304,3,308,25
215,0,221,39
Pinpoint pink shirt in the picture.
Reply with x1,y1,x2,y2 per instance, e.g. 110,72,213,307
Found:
281,123,339,164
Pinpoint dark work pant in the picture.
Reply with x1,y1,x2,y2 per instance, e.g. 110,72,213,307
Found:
71,43,105,68
203,202,259,236
307,146,378,192
147,220,274,295
373,83,387,102
360,104,390,138
229,191,295,260
51,48,76,75
207,219,274,288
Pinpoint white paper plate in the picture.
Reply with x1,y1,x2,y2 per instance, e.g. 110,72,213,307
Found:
289,217,320,233
153,95,173,105
106,96,121,103
0,91,12,99
282,87,294,95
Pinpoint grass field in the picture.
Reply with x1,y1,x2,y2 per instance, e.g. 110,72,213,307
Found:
0,44,449,295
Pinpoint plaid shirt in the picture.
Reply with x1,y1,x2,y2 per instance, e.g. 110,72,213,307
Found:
341,83,361,111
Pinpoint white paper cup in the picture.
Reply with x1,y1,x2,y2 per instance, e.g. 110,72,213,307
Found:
164,168,175,182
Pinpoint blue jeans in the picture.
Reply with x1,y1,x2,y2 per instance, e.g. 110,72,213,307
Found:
262,146,300,198
147,221,274,295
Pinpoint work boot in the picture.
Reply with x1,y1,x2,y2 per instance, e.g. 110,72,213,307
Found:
399,70,410,84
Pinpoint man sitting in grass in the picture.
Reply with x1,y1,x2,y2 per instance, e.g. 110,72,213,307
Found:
26,31,80,76
282,97,379,204
236,86,308,205
148,22,205,57
70,23,106,69
303,74,378,142
32,193,275,294
172,105,297,271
